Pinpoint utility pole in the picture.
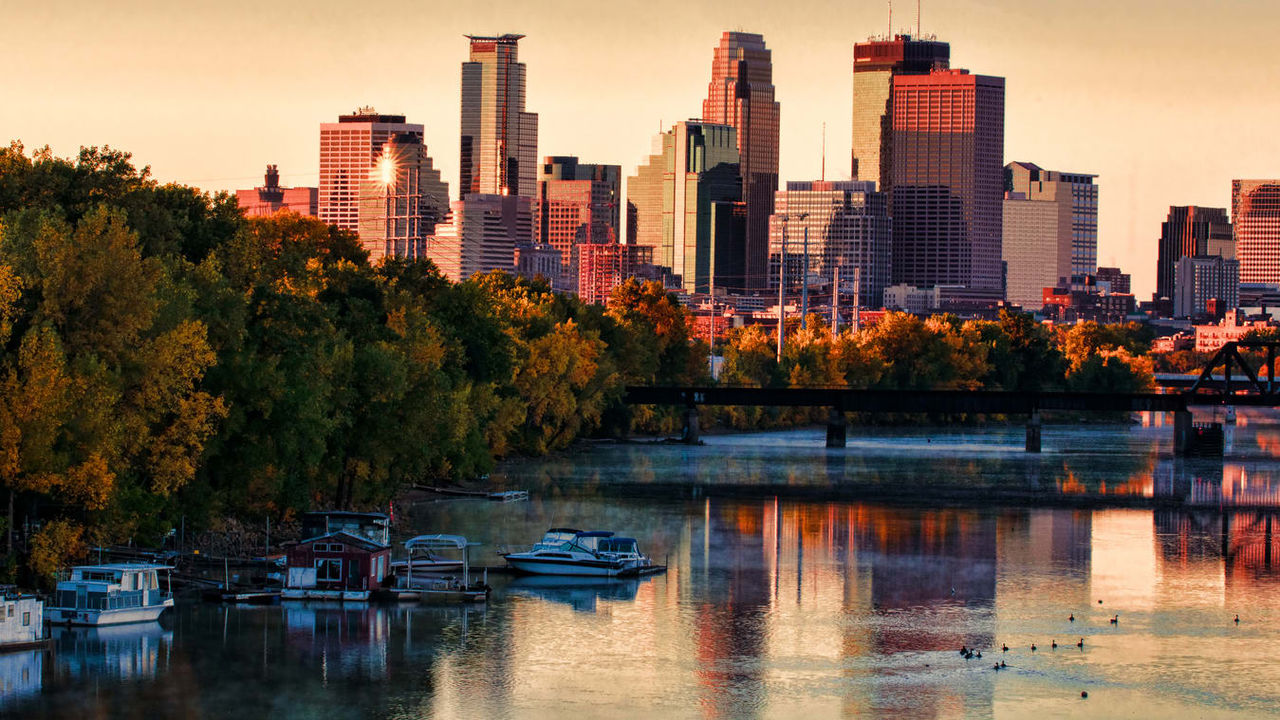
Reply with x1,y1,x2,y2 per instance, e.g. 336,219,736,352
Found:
832,265,840,338
853,266,862,333
708,273,716,380
777,218,786,363
801,225,809,329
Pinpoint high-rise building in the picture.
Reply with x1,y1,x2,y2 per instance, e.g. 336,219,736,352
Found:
1232,180,1280,285
1002,191,1063,310
533,156,621,284
460,34,539,199
1155,206,1233,302
356,133,450,262
574,243,665,305
320,109,422,230
1004,162,1098,279
427,194,532,282
1095,267,1131,295
702,31,780,291
626,121,743,293
235,165,317,217
889,69,1005,296
851,34,949,187
766,181,891,308
1174,255,1239,319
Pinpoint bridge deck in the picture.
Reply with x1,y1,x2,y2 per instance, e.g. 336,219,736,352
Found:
623,386,1254,413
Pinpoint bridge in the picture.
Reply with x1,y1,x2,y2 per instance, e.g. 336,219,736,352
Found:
624,340,1280,457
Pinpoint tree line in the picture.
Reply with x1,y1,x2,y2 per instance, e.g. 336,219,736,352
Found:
0,143,1153,581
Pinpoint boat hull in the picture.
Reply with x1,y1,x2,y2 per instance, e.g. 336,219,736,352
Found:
45,600,173,627
503,555,625,577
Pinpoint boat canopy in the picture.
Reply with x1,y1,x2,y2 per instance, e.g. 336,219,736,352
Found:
575,531,615,538
405,534,470,550
546,528,581,534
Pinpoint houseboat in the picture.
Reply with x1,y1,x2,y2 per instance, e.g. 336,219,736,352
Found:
503,529,655,577
0,587,45,650
45,564,173,626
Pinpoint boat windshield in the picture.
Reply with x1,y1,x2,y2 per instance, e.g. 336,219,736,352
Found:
598,538,639,554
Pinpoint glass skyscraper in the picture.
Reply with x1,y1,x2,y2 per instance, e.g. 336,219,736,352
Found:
1232,180,1280,285
702,31,780,291
1155,206,1233,302
460,34,538,199
851,34,949,188
534,156,622,285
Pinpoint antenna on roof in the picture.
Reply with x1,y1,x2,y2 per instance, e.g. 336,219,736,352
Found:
918,0,921,34
888,0,892,37
821,122,826,182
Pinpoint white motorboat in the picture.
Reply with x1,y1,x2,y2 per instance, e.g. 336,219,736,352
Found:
502,529,652,577
388,535,466,580
377,535,488,603
46,564,173,626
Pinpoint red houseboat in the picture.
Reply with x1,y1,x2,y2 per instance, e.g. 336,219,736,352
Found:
283,512,391,601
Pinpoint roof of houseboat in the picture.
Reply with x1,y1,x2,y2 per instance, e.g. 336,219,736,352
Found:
404,534,471,550
72,563,171,572
296,530,387,552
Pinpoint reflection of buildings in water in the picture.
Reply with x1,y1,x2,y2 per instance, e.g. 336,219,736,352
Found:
283,603,389,681
0,649,42,709
1156,509,1280,584
50,622,171,681
1156,459,1280,507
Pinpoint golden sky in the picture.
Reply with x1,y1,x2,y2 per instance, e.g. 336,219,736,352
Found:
6,0,1279,299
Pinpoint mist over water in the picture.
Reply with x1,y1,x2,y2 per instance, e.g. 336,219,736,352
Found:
9,415,1280,719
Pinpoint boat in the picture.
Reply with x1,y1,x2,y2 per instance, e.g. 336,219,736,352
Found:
502,529,656,577
0,587,46,651
376,535,489,603
282,511,392,602
45,564,173,626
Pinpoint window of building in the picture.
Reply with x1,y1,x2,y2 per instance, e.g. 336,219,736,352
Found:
316,559,343,582
22,612,30,626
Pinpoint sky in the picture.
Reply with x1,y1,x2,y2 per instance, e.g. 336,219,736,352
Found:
5,0,1280,300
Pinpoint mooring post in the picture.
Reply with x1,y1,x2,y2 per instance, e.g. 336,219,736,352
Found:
1025,411,1042,453
682,407,700,445
1173,409,1194,456
826,407,847,448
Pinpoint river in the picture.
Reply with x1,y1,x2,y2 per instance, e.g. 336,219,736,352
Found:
6,413,1280,718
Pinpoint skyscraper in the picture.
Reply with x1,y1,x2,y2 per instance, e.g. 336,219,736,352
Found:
533,156,621,284
357,134,450,262
767,181,891,308
851,34,949,188
1174,255,1239,319
889,69,1005,295
1005,162,1098,278
1232,180,1280,285
427,194,532,282
1002,162,1098,308
626,121,743,293
319,108,423,231
1155,206,1233,302
460,34,538,199
319,109,449,261
702,31,780,291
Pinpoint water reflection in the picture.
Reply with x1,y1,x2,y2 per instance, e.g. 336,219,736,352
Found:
0,649,42,710
505,576,646,613
49,623,171,682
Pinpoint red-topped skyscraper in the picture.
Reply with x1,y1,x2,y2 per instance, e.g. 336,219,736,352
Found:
702,31,779,291
460,34,539,199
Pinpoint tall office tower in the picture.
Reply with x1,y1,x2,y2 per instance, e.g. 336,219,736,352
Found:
1232,180,1280,285
235,165,317,217
702,31,780,291
1003,191,1065,311
766,181,891,308
851,34,949,187
626,121,743,293
427,194,532,282
1155,206,1233,302
320,108,425,231
356,134,450,263
533,156,622,282
460,34,539,199
1174,255,1239,318
1005,162,1098,278
889,69,1005,296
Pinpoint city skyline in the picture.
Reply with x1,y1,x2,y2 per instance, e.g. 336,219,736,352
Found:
8,0,1280,300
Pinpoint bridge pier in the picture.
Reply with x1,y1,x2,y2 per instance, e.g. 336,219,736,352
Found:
1025,411,1042,453
1173,409,1193,456
826,408,847,448
681,407,700,445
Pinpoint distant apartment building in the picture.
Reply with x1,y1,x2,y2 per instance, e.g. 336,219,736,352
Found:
235,165,317,217
356,133,450,262
889,68,1005,299
460,34,538,199
1002,162,1098,308
767,181,891,308
851,34,950,187
1041,283,1135,324
882,283,942,314
626,121,743,293
574,243,667,305
1154,206,1233,303
1095,267,1131,295
702,31,780,290
533,156,621,285
1174,255,1239,319
427,194,532,282
1232,179,1280,285
1194,311,1275,353
514,242,563,287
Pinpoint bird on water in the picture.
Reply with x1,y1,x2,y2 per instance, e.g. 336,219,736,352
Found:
1002,644,1009,652
1051,640,1058,649
1069,613,1075,622
1077,638,1084,648
1110,615,1118,625
1235,614,1240,624
1031,643,1037,652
